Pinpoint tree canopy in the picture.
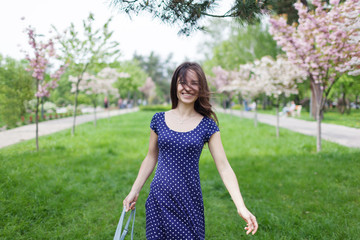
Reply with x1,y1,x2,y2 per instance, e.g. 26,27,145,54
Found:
111,0,307,35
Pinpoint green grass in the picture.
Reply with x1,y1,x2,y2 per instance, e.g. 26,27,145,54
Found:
256,108,360,129
0,111,359,239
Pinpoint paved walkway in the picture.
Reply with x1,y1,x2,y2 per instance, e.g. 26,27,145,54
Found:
1,107,359,149
0,108,138,149
217,108,360,148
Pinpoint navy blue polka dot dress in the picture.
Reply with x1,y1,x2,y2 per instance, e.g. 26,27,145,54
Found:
146,111,220,240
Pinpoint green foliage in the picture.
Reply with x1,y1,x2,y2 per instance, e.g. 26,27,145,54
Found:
0,112,359,239
0,55,34,128
53,13,121,75
48,71,73,106
110,60,148,99
203,22,282,72
328,74,360,113
111,0,302,35
139,104,171,111
133,52,175,103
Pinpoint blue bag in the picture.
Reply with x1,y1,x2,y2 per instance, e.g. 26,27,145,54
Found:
113,207,136,240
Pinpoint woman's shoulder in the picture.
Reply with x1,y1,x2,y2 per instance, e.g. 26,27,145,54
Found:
203,115,217,124
152,111,165,117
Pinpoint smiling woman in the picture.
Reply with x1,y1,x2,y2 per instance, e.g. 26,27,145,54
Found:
122,62,258,239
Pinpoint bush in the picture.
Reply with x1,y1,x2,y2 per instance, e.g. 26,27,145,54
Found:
44,101,57,113
139,104,171,112
231,104,243,110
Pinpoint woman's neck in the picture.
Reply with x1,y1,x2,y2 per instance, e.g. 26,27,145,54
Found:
173,102,197,117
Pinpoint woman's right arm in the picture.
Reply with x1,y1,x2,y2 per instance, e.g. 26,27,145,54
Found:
123,129,159,212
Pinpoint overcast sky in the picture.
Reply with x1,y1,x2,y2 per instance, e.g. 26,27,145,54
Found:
0,0,232,65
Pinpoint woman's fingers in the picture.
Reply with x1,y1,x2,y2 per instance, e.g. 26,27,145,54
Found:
244,215,258,235
123,198,137,212
246,220,254,235
252,215,258,234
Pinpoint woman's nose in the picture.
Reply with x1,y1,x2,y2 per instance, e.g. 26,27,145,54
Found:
183,83,191,91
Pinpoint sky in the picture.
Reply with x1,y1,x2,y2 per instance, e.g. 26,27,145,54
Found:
0,0,232,65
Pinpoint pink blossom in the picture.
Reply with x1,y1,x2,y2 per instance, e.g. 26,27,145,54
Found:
24,26,68,98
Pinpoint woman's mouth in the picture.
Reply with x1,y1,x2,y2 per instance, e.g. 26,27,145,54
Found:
182,92,195,98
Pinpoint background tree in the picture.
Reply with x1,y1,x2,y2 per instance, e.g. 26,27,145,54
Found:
23,26,67,151
53,13,121,136
203,22,282,71
69,67,123,126
0,55,34,128
110,60,147,105
111,0,307,35
133,52,175,104
329,74,360,114
269,0,360,152
252,55,306,137
216,62,264,126
138,77,156,104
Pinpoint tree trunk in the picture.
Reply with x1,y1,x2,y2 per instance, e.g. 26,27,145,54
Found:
254,101,258,127
92,98,97,127
41,97,45,120
341,89,346,114
35,96,39,151
93,106,97,127
262,95,267,110
276,99,279,138
311,86,317,118
312,82,323,152
72,81,80,136
316,106,322,152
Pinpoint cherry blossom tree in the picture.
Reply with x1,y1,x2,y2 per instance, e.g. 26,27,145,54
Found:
138,77,156,105
215,63,263,126
69,67,126,126
269,0,360,151
24,26,67,151
211,66,236,109
53,13,121,136
252,55,306,137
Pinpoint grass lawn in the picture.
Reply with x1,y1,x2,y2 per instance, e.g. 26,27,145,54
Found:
256,108,360,129
0,111,359,239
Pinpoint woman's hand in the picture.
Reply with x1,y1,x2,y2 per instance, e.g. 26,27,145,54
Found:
123,191,139,212
238,207,258,235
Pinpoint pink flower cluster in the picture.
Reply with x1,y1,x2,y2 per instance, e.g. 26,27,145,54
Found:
24,26,67,98
212,55,306,99
269,0,360,85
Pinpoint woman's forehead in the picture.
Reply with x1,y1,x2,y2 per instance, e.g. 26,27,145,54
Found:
178,70,198,81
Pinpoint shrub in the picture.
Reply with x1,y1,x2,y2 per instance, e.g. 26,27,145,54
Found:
139,104,171,111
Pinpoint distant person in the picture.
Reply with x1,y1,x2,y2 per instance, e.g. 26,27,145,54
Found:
122,62,258,239
282,101,296,116
104,96,109,110
118,98,122,109
250,101,257,111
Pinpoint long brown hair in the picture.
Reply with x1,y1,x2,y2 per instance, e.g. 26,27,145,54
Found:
170,62,219,125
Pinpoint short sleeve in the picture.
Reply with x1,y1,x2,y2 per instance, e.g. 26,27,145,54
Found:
150,112,159,135
204,118,219,143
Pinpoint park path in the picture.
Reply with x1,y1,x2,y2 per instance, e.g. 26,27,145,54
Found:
0,108,138,149
217,108,360,148
0,107,359,149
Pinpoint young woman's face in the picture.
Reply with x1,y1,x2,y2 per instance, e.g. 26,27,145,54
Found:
176,70,199,105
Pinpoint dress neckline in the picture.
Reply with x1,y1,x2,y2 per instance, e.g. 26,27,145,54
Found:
163,111,205,133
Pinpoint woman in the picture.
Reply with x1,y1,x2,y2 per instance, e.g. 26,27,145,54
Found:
123,62,258,239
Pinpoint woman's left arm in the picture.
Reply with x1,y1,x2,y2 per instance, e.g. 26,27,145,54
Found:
208,132,258,235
